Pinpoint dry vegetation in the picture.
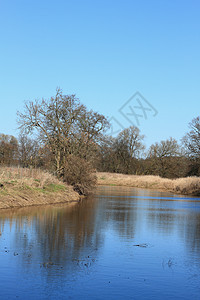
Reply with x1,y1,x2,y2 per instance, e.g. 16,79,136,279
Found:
63,155,97,196
0,167,80,209
1,167,199,210
97,172,200,196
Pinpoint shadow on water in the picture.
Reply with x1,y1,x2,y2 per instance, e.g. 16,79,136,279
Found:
0,199,104,273
98,186,200,255
1,186,200,264
0,185,200,299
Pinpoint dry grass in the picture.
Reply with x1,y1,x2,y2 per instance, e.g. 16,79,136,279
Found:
0,166,60,188
97,172,200,196
0,167,80,209
63,155,97,195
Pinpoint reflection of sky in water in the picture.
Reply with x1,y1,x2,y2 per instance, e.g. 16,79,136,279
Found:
0,187,200,299
100,195,200,212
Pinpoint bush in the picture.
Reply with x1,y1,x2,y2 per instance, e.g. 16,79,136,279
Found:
63,155,97,195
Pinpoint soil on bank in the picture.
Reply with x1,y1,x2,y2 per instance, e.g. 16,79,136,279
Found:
0,167,80,209
1,168,200,209
97,172,200,196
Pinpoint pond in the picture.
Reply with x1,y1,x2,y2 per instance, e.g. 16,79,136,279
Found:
0,186,200,299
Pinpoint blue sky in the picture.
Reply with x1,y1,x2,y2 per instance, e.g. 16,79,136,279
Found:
0,0,199,148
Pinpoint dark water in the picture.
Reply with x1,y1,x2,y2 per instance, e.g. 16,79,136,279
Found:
0,186,200,299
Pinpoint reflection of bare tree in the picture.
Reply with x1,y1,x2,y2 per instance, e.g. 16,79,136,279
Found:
0,199,103,275
147,207,178,235
144,196,200,257
1,186,200,280
99,186,200,258
179,213,200,257
97,186,139,238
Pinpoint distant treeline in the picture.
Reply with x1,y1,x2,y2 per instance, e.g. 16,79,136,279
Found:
0,90,199,189
96,118,200,178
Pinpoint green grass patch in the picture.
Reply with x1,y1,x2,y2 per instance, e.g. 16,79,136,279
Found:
16,185,33,191
0,188,8,196
33,187,47,193
34,179,40,182
24,185,32,190
43,184,66,193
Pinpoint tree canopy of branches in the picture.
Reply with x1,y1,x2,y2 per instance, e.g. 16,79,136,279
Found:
0,134,18,166
147,137,186,178
182,116,200,175
117,126,145,158
114,126,145,173
182,116,200,158
17,89,109,175
97,126,145,174
18,134,40,168
1,95,198,182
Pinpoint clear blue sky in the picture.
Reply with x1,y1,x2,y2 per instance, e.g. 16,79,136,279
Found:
0,0,199,148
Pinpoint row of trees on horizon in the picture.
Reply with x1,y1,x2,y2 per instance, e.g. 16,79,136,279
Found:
0,89,199,180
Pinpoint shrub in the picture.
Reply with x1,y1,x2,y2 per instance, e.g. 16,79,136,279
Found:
63,155,97,195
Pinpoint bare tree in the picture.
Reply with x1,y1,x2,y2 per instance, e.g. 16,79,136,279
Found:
18,134,40,168
0,134,19,166
148,137,183,177
97,126,145,174
17,89,109,174
116,126,145,173
182,116,200,158
117,126,145,159
182,116,200,175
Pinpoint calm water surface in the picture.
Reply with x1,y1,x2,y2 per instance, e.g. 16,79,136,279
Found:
0,186,200,299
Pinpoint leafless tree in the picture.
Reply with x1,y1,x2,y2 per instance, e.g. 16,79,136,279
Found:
117,126,145,159
182,116,200,158
0,134,19,166
17,89,109,174
97,126,145,174
182,116,200,175
18,134,40,168
147,137,184,177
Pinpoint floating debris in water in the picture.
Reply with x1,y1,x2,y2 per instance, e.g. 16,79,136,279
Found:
40,261,54,268
133,243,149,248
162,257,176,269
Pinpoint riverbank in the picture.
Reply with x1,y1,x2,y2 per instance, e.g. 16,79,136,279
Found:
97,172,200,196
1,168,200,210
0,167,80,209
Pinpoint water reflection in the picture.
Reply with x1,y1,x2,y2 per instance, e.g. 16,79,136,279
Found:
0,187,200,262
0,199,103,276
0,186,200,299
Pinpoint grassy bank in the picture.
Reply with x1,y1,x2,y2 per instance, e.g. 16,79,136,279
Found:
97,172,200,196
0,167,80,209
